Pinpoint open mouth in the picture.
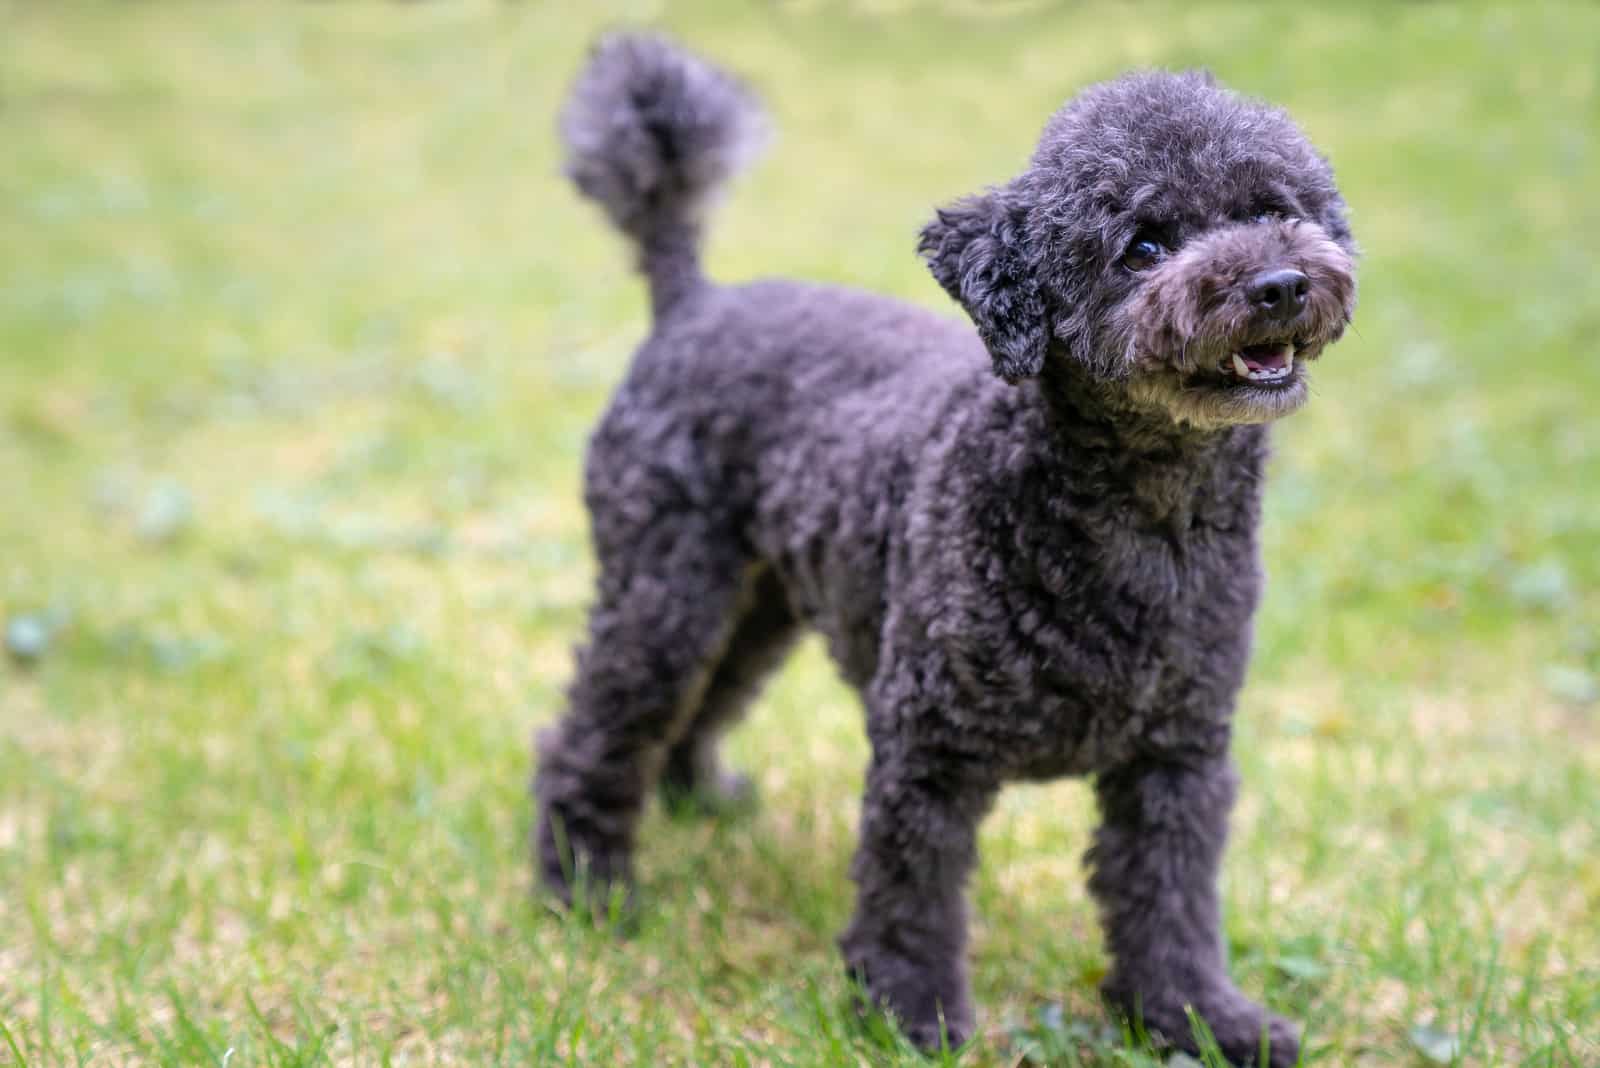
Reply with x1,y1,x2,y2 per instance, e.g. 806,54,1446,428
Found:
1215,340,1298,385
1135,333,1321,425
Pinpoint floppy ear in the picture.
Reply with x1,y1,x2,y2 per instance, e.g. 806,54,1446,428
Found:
918,191,1048,381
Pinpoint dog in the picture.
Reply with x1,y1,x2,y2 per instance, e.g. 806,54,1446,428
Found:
535,32,1356,1066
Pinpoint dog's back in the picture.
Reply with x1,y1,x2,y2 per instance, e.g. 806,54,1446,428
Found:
584,270,988,680
559,35,1013,671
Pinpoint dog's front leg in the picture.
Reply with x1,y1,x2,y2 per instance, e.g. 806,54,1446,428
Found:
838,750,997,1052
1088,756,1299,1067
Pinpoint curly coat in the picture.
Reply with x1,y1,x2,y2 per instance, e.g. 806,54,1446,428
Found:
535,33,1357,1066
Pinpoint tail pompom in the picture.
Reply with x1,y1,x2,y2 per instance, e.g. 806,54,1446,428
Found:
560,33,766,306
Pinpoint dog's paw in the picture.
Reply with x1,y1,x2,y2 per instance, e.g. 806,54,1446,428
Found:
532,810,638,927
842,941,974,1055
1104,980,1299,1067
1204,1007,1299,1068
854,989,974,1056
534,859,639,931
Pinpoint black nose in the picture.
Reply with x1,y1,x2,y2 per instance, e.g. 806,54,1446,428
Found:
1247,268,1310,321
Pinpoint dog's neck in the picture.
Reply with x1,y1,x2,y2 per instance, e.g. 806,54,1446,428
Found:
1014,357,1270,526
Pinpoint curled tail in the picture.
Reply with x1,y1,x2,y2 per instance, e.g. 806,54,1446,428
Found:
560,33,767,318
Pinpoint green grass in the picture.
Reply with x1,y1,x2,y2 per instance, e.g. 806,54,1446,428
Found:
2,1,1597,1065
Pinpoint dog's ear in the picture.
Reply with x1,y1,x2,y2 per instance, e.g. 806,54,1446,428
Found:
918,191,1048,381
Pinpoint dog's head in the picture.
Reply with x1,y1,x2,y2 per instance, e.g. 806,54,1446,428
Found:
921,70,1357,427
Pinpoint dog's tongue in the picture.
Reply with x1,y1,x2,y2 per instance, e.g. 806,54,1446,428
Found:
1239,341,1292,371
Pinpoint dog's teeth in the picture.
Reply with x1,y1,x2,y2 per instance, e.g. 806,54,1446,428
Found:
1231,353,1250,377
1285,351,1295,372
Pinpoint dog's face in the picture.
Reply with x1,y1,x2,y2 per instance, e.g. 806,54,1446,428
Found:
922,70,1357,428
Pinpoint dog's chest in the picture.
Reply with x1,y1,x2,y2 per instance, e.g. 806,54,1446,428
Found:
1050,527,1255,767
925,463,1263,775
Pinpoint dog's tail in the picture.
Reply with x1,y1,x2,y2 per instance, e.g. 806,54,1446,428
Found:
560,33,767,318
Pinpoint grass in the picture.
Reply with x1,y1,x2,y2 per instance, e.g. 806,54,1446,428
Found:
1,1,1597,1064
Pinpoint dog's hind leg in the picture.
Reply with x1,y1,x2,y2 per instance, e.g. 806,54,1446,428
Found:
659,567,797,814
533,514,755,908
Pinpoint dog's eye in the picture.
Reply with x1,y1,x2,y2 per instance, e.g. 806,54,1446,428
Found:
1122,238,1164,272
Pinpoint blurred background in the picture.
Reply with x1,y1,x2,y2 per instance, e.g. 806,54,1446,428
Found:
1,2,1596,1065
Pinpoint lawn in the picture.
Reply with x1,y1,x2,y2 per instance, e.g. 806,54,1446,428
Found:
1,1,1597,1065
